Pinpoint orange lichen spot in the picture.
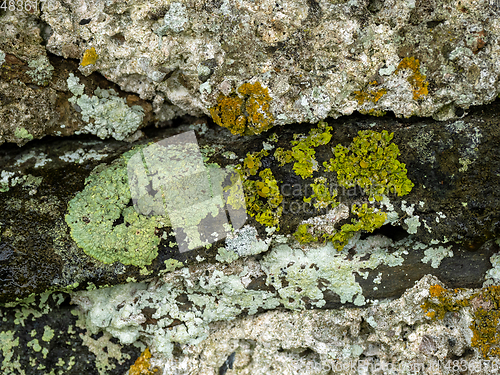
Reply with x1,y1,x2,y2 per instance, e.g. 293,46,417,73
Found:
210,94,246,135
81,47,98,67
353,88,387,105
129,348,158,375
395,57,428,100
421,284,500,359
429,284,447,298
238,82,274,134
210,81,273,135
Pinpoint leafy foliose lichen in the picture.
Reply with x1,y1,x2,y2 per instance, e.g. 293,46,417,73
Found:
303,176,338,210
65,148,169,267
329,204,387,250
324,130,414,202
295,129,412,250
210,82,274,135
274,121,332,179
293,223,319,244
236,150,283,229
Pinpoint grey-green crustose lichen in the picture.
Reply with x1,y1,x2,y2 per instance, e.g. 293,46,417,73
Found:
65,148,169,267
67,73,144,141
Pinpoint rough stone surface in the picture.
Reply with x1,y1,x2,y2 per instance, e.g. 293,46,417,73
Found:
2,274,500,374
2,1,500,373
38,0,500,126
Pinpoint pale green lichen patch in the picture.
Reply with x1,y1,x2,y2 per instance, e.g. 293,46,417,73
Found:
421,245,454,268
42,326,55,342
27,338,42,352
216,247,240,263
0,171,43,194
159,259,184,275
65,148,169,266
485,252,500,287
79,330,131,375
59,148,108,163
261,235,404,309
72,268,281,357
0,330,20,373
26,56,54,86
14,127,34,140
67,73,144,141
155,2,189,47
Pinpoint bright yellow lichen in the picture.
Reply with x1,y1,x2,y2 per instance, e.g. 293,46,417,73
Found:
395,57,428,100
81,47,98,67
129,348,158,375
210,82,274,135
236,150,283,228
421,284,500,359
274,121,332,179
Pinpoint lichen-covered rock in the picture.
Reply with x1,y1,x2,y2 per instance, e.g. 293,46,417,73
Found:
3,274,499,374
1,109,500,306
0,8,154,146
38,0,500,128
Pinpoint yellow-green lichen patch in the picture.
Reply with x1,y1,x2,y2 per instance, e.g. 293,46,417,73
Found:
210,82,273,135
242,168,283,228
421,284,500,359
394,57,428,100
274,121,332,179
81,47,99,67
237,150,283,228
303,177,338,210
65,148,169,267
329,204,387,251
293,223,319,244
293,129,414,250
325,130,413,201
14,127,33,140
159,259,184,275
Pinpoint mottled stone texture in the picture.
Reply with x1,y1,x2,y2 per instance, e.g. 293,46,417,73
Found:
39,0,500,125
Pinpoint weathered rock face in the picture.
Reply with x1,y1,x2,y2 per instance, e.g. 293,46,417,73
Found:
3,1,500,373
37,0,500,128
